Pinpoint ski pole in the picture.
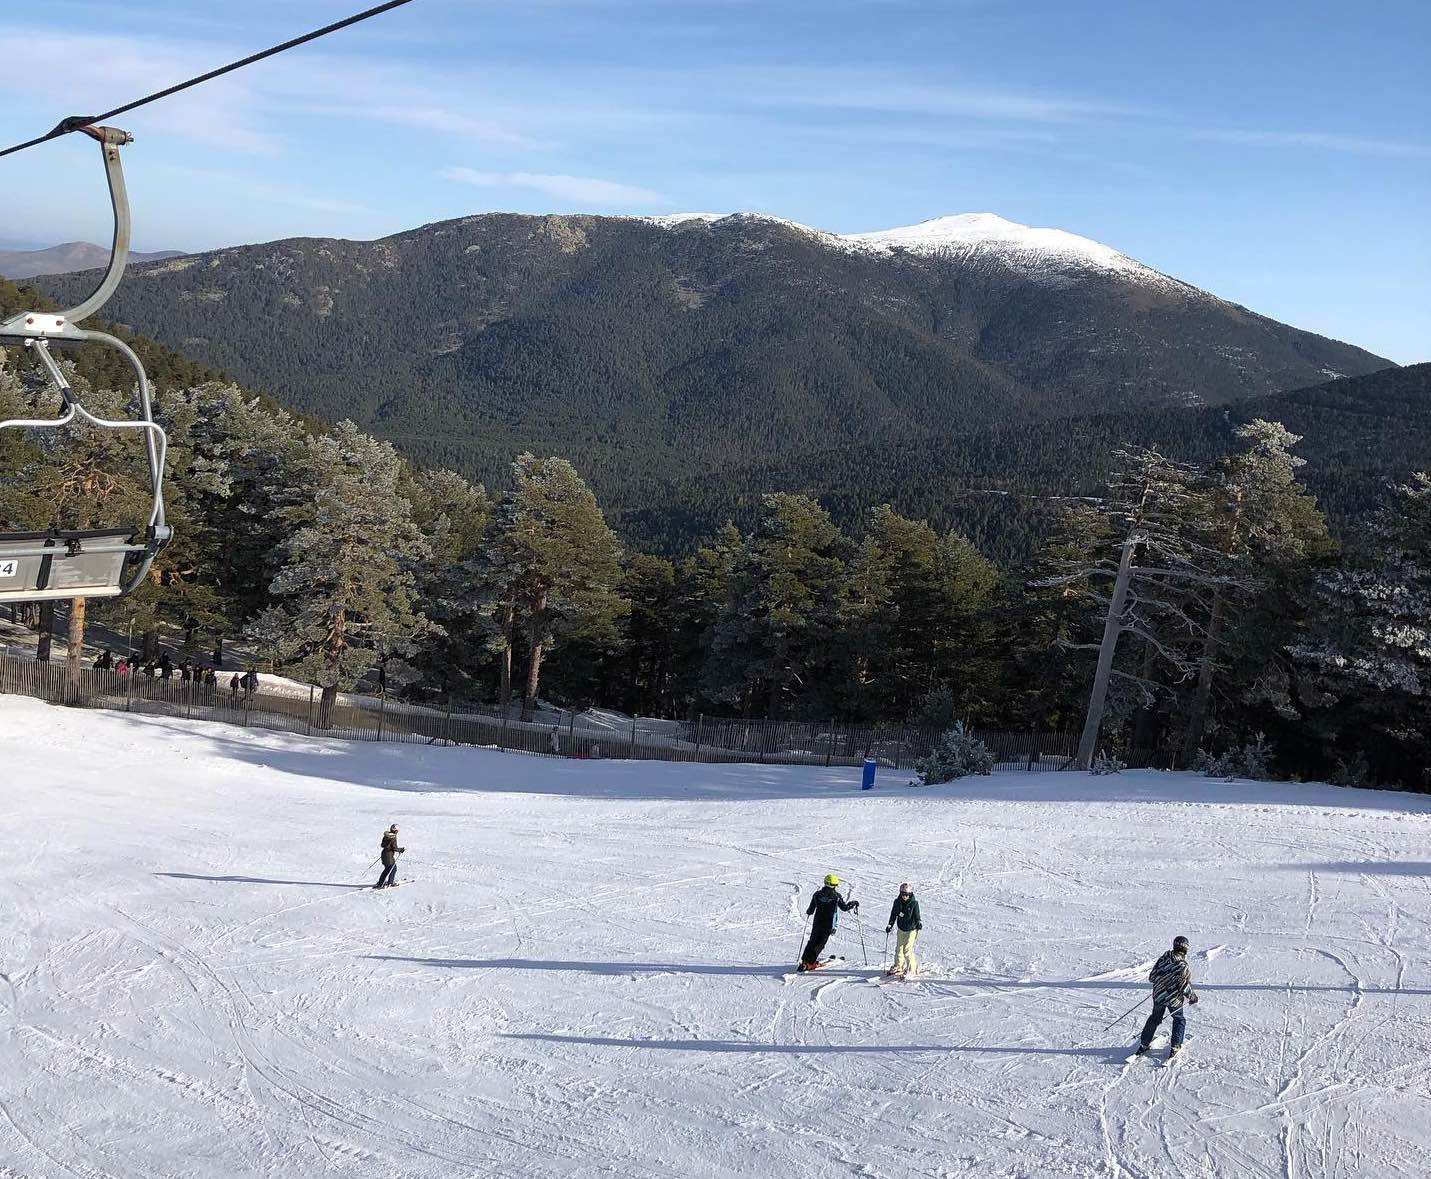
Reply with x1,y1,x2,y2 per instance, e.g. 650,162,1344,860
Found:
796,910,810,966
1104,994,1150,1031
883,927,891,967
856,907,869,967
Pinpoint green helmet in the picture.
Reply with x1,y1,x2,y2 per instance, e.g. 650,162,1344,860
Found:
824,873,840,886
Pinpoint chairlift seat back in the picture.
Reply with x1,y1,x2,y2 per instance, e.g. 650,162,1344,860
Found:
0,528,137,602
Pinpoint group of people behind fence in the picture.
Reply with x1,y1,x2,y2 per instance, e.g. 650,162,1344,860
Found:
92,648,259,700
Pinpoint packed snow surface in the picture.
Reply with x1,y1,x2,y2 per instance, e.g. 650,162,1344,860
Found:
4,694,1431,1178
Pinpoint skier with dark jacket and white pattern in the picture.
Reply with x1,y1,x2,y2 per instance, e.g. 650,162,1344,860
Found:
1135,935,1199,1058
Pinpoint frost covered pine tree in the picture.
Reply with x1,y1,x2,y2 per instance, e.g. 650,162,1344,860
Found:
914,722,995,784
1291,473,1431,785
249,421,434,726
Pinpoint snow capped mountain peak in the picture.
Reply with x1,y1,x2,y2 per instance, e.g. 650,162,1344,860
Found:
840,213,1161,284
645,210,1179,289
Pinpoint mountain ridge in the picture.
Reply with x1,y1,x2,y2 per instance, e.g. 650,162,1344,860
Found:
0,241,184,281
33,209,1390,512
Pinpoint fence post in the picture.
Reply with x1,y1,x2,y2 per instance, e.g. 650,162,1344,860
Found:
377,691,386,742
499,708,509,752
445,693,454,747
895,724,907,770
630,713,638,759
692,713,703,762
126,668,133,713
186,682,194,720
825,718,836,767
567,710,576,757
306,684,315,735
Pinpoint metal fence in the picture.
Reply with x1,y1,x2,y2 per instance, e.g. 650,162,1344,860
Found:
0,653,1077,771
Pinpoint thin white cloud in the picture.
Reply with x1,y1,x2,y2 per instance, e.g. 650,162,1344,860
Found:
442,167,668,207
1194,129,1431,159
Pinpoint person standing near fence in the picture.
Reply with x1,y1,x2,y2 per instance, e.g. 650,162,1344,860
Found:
374,824,404,889
885,882,922,978
229,673,240,700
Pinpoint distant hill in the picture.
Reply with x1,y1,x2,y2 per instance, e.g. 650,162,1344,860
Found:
34,211,1390,508
615,363,1431,560
0,242,183,280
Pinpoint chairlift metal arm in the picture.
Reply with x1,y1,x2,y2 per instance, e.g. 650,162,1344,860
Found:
0,126,134,342
0,126,171,599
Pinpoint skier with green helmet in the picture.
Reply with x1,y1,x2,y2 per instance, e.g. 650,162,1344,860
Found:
798,874,858,971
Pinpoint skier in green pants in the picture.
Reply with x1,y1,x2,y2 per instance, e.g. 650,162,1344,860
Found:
886,882,922,977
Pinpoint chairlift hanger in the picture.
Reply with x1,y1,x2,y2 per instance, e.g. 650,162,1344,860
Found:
0,2,417,603
0,126,172,602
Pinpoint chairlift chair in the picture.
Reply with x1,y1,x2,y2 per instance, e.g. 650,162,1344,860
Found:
0,124,172,602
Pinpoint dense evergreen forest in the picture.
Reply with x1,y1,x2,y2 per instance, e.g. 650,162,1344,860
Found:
37,212,1389,513
619,363,1431,561
2,273,1427,788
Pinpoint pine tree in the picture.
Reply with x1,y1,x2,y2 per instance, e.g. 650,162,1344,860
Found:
404,468,492,697
1290,473,1431,785
248,421,433,724
670,522,742,717
1181,420,1333,760
705,494,849,718
1048,448,1237,768
471,454,625,720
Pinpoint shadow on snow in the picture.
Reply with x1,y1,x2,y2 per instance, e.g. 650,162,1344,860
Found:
156,872,362,889
363,956,1431,996
504,1033,1131,1061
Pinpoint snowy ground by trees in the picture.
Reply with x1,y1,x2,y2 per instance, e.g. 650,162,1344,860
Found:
4,694,1430,1178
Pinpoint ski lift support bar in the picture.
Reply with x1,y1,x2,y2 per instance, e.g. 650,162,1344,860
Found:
0,1,419,601
0,126,170,601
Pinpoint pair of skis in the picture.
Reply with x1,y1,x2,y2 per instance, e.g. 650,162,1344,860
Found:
1128,1042,1183,1067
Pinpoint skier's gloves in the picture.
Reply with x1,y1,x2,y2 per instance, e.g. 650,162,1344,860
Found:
850,901,860,912
886,925,893,934
399,847,406,854
1189,992,1199,1005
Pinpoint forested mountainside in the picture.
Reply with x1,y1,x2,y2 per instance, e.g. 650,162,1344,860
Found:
4,272,1427,786
618,364,1431,560
36,212,1390,505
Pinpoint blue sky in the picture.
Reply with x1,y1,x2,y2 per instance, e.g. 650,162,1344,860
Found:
1,0,1426,362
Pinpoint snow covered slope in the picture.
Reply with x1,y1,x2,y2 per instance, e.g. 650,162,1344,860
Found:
4,694,1430,1178
649,210,1184,289
843,212,1180,286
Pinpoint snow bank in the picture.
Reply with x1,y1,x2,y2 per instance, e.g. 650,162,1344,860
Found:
4,694,1430,1177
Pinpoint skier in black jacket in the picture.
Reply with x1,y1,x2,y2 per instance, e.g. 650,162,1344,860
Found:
798,874,857,971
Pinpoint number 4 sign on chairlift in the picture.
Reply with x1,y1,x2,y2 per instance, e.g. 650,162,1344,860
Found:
0,559,18,579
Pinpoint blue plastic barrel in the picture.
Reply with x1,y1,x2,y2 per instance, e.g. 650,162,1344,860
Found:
861,758,877,790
